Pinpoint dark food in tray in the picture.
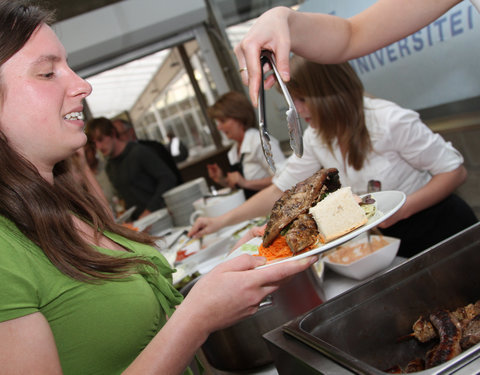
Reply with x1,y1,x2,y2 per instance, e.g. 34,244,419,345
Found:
281,223,480,375
388,300,480,372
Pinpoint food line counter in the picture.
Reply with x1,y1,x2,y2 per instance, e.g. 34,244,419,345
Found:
263,223,480,375
169,222,480,374
195,249,407,375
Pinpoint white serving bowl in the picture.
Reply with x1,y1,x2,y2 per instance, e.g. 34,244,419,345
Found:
323,235,400,280
190,189,245,224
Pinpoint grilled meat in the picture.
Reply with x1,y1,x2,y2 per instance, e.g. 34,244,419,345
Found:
285,214,318,254
385,365,403,373
452,301,480,326
405,358,425,373
409,301,480,343
412,315,436,343
263,168,340,247
461,314,480,350
395,301,480,372
425,310,462,368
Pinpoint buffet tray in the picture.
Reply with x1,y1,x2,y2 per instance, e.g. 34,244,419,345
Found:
282,222,480,374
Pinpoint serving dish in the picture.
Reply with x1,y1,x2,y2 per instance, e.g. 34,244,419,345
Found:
323,234,400,280
155,228,235,282
227,191,406,268
277,223,480,374
133,208,172,233
114,205,136,224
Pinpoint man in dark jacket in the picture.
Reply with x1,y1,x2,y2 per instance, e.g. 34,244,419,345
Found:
87,117,177,221
112,119,183,184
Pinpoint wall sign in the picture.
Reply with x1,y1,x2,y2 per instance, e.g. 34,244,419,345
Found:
299,0,480,111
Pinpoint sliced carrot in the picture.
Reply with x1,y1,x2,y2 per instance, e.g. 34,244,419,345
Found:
257,235,318,262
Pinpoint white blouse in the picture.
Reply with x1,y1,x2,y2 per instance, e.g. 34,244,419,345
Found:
228,127,285,181
273,97,463,195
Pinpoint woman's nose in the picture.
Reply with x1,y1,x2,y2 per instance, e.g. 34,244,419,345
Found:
70,69,92,99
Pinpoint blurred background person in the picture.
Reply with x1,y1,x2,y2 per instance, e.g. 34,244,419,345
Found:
206,91,285,198
113,118,183,185
86,117,178,220
167,129,189,163
70,146,114,217
82,138,116,209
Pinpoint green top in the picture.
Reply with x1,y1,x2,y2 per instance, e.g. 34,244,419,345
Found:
0,215,189,374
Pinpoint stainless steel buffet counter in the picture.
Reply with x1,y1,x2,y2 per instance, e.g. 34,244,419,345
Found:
202,255,408,375
264,223,480,375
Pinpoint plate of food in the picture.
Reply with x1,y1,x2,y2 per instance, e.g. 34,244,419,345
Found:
227,168,406,268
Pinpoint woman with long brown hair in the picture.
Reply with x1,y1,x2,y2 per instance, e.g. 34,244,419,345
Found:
0,1,316,374
190,56,477,257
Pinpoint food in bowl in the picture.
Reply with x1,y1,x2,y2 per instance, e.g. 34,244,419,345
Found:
323,235,400,280
327,235,389,265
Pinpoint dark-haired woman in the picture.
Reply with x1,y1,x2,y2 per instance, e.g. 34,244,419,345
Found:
0,2,315,374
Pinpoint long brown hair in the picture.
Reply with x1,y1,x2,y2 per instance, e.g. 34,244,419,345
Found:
286,55,372,170
0,0,156,282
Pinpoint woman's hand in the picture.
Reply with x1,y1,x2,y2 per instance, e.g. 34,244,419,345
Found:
234,6,293,105
180,253,318,333
207,163,226,186
188,216,224,238
226,171,245,189
232,224,266,250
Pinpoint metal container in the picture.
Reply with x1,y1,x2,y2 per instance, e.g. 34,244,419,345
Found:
265,223,480,374
181,266,325,372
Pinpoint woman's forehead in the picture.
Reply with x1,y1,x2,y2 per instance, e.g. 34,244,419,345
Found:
8,24,66,67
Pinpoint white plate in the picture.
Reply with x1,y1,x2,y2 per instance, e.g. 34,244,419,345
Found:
227,191,406,269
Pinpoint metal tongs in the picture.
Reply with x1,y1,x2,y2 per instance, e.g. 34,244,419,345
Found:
258,50,303,172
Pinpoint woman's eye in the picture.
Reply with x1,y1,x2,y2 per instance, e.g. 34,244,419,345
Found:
41,72,55,79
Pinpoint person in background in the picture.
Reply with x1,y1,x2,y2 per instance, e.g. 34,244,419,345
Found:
82,138,117,208
70,147,114,217
234,0,478,105
86,117,177,220
189,57,477,257
0,2,317,374
113,118,183,184
167,130,189,163
206,91,286,199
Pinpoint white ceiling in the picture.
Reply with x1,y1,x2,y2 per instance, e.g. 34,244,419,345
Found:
85,19,255,118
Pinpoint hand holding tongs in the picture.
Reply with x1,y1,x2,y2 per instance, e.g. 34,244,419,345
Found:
258,50,303,172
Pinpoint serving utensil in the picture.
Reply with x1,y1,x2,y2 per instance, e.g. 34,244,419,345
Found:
202,189,237,204
167,229,188,249
258,50,303,172
366,180,382,246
